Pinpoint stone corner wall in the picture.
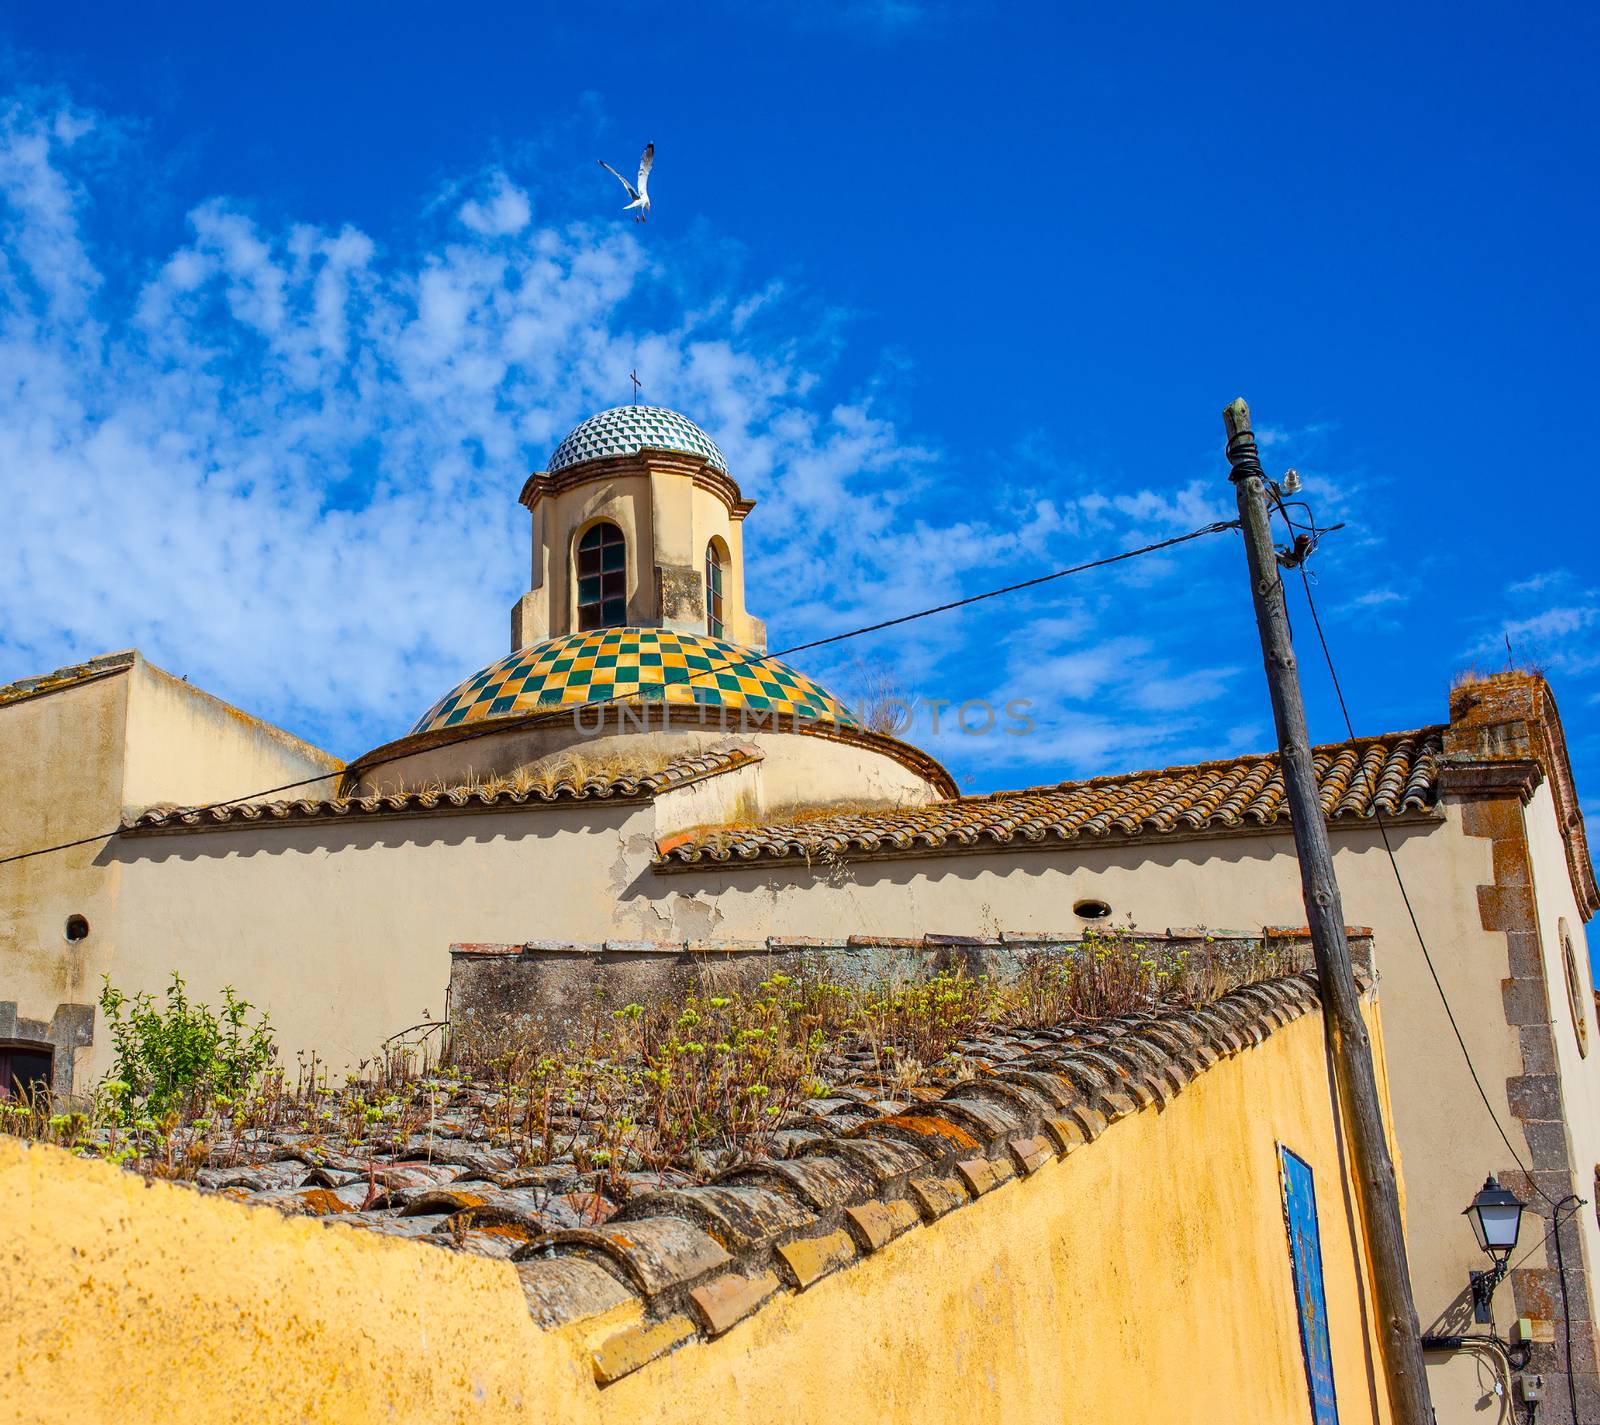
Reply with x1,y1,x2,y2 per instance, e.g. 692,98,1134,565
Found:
0,1001,94,1096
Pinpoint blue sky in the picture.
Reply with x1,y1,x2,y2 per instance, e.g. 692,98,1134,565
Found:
1,2,1596,810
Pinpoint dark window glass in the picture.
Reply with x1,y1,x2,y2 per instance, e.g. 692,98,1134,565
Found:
0,1045,53,1101
706,542,725,639
577,523,627,631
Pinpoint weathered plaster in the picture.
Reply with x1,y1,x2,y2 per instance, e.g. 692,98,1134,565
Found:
2,1008,1394,1425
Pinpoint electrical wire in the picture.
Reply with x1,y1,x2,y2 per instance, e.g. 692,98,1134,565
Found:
1264,488,1549,1203
1550,1193,1581,1425
1490,1192,1586,1423
1267,488,1589,1422
0,516,1240,869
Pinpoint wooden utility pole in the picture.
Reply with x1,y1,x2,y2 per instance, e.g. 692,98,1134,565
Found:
1224,398,1433,1425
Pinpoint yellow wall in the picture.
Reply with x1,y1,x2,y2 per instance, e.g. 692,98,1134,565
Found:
2,1011,1394,1425
649,807,1537,1361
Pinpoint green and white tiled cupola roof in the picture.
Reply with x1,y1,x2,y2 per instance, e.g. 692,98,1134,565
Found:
547,405,728,474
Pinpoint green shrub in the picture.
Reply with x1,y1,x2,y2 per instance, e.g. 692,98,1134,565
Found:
99,973,276,1118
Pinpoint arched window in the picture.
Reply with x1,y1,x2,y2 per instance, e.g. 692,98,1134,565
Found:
1560,918,1589,1057
576,522,627,631
705,541,725,639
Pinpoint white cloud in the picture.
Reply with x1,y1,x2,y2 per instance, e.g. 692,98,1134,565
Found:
0,88,1128,765
1467,603,1600,679
1509,570,1567,596
457,172,533,238
0,85,1268,790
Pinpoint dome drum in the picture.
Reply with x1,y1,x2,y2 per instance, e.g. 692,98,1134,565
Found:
362,627,955,810
399,403,960,817
511,405,763,652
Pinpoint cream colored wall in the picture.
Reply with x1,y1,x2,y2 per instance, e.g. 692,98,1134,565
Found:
0,654,342,1091
350,724,944,812
105,801,653,1077
1,1007,1394,1425
683,482,760,645
651,761,763,838
1523,782,1600,1323
638,808,1535,1369
520,468,760,648
740,729,941,810
121,660,340,811
1422,1345,1514,1425
0,671,129,1039
535,474,656,638
95,731,941,1075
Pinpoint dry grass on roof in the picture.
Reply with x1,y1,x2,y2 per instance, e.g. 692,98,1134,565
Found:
2,929,1307,1262
371,748,669,801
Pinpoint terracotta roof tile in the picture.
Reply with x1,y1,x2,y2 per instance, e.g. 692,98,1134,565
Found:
59,936,1356,1381
123,744,761,833
657,728,1444,867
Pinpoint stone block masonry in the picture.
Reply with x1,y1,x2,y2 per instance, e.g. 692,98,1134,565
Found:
446,926,1371,1047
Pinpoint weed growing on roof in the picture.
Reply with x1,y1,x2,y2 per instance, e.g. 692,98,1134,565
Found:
856,970,990,1076
1008,927,1297,1027
368,749,666,802
1,932,1308,1207
99,973,277,1120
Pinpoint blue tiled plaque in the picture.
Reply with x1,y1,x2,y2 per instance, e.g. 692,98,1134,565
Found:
1280,1145,1340,1424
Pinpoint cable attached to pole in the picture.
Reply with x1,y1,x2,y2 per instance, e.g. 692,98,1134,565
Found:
0,517,1240,869
1269,474,1588,1420
1289,555,1553,1205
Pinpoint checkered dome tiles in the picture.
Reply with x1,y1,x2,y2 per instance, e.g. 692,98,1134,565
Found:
546,405,727,474
410,628,859,735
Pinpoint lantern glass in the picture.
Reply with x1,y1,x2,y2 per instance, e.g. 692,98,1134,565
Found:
1464,1176,1525,1260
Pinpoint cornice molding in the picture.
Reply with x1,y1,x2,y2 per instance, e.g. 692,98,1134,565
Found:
1444,673,1599,917
345,702,958,802
518,451,755,521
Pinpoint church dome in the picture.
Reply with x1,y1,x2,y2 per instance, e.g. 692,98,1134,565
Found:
547,405,728,475
411,627,856,735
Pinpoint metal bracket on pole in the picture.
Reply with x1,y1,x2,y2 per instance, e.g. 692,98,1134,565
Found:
1224,397,1434,1425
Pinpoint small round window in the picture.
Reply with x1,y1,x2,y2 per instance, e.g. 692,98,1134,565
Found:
1559,918,1589,1058
1073,899,1113,921
64,914,90,942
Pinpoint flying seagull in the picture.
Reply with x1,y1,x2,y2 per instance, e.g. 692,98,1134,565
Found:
598,143,654,222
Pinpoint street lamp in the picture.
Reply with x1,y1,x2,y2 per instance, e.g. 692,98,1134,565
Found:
1464,1175,1526,1323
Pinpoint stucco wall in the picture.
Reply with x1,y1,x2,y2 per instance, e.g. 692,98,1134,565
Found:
1520,781,1600,1389
0,669,128,1077
10,692,1567,1413
120,660,340,811
0,655,343,1093
106,801,653,1076
1,1008,1394,1425
651,759,763,837
638,807,1541,1406
520,465,759,648
349,722,944,812
91,796,1536,1347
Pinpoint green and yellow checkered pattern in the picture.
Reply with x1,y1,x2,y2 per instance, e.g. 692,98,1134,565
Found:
412,627,858,735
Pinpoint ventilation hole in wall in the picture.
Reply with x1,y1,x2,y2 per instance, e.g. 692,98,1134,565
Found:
64,914,89,942
1072,899,1112,921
